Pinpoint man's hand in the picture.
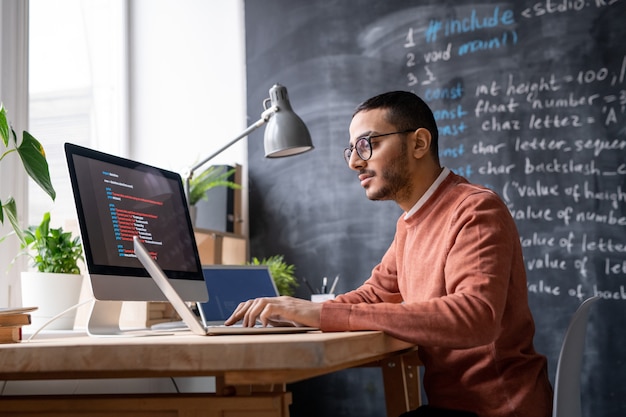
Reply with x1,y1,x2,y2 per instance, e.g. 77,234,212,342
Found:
225,296,322,328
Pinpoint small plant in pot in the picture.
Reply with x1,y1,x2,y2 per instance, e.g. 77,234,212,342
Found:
18,212,85,330
248,255,299,296
188,165,241,207
20,211,83,273
187,165,241,226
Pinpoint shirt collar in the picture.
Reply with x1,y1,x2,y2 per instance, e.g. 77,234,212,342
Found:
404,167,451,219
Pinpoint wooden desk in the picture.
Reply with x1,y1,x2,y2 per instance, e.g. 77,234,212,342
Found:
0,330,421,417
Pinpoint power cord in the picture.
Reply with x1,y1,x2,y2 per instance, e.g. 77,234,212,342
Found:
25,298,94,342
170,377,181,393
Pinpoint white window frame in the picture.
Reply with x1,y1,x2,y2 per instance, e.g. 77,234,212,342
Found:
0,0,30,306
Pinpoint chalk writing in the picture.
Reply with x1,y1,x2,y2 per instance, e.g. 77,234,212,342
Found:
457,31,518,56
520,0,617,19
423,83,464,101
424,7,515,43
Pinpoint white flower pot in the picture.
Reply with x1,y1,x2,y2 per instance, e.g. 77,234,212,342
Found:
21,272,84,330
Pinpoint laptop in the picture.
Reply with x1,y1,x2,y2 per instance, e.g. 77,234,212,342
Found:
134,231,317,335
199,265,279,326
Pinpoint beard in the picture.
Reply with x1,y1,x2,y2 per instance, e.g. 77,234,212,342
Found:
366,142,413,202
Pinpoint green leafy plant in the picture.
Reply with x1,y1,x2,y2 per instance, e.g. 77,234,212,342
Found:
0,103,56,244
248,255,299,296
20,212,83,274
188,165,241,207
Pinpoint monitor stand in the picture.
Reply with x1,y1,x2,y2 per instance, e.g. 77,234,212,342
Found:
86,300,168,337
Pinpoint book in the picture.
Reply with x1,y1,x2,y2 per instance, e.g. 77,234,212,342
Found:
0,326,22,343
0,313,31,326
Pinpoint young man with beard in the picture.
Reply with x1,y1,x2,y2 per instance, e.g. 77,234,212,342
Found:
226,91,553,417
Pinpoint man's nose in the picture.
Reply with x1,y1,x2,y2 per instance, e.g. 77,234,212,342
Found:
348,150,364,171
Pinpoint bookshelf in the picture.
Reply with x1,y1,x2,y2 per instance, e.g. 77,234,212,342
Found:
194,228,248,265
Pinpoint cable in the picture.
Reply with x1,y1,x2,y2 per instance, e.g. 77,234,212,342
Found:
170,377,181,393
25,298,94,342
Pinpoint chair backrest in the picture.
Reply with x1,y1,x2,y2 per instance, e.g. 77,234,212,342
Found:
553,296,601,417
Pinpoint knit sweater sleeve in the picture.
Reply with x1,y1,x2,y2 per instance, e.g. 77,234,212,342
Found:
319,244,404,331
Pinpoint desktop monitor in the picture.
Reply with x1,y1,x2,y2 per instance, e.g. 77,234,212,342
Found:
65,143,208,335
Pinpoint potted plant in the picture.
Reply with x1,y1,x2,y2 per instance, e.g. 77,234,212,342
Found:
188,165,241,225
20,212,83,273
0,104,56,245
248,255,299,296
19,212,85,330
188,165,241,206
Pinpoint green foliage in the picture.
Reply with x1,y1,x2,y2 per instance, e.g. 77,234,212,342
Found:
0,104,56,245
20,212,83,274
248,255,299,296
188,165,241,207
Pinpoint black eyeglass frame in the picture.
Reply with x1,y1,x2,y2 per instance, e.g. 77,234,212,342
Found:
343,129,416,165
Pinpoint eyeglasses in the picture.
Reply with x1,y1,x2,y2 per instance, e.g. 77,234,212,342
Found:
343,130,415,165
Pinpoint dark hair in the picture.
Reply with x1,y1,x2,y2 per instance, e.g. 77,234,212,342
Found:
353,91,439,162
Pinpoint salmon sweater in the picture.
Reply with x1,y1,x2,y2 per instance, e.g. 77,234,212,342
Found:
320,172,553,417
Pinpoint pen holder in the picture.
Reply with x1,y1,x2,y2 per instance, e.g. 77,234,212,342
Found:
311,294,335,303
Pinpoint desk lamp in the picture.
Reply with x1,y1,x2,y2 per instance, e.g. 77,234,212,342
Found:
183,84,314,202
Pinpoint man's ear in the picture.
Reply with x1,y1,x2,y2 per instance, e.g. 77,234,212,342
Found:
411,128,432,159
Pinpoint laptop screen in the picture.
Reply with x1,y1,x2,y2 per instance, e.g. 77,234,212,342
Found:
199,266,278,323
65,143,203,282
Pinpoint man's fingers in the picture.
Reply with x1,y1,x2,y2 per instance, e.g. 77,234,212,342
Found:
225,296,314,328
225,299,255,325
242,298,270,327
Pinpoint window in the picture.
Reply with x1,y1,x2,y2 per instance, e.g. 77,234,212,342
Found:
28,0,128,226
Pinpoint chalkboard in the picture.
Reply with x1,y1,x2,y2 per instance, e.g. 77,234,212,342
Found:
244,1,626,416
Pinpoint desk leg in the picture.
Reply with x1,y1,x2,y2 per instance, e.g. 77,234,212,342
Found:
381,350,422,417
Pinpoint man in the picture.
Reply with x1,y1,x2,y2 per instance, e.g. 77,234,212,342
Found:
226,91,553,417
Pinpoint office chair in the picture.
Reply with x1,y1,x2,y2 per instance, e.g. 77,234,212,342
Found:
552,295,601,417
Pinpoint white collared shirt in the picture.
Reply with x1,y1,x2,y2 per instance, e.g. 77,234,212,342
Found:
404,167,451,219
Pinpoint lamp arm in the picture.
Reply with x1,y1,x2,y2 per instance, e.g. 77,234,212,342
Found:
183,106,278,201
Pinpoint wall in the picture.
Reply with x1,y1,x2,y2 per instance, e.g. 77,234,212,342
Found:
245,1,626,416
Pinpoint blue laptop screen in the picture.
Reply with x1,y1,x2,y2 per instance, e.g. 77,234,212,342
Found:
199,266,278,322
